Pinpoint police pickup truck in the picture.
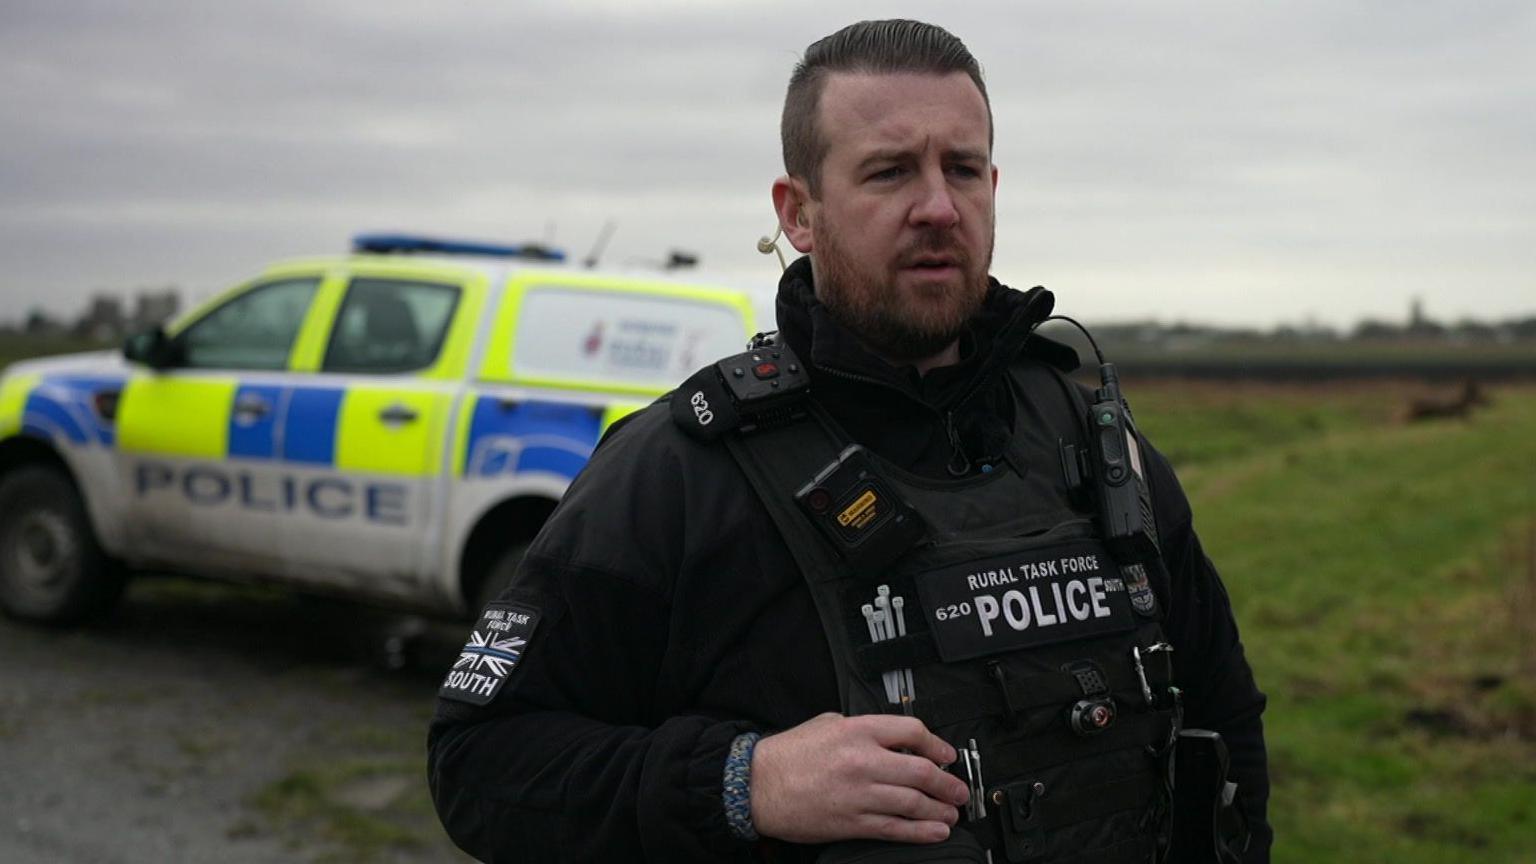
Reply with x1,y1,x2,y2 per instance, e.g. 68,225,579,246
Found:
0,235,757,624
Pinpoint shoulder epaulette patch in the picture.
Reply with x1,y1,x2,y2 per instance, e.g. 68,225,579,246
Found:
671,364,741,441
671,341,810,441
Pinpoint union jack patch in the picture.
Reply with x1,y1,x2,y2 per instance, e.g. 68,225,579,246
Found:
439,603,540,706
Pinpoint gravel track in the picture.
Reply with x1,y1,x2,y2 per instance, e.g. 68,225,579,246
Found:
0,576,477,864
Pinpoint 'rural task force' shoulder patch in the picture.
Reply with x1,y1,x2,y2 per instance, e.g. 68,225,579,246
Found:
439,603,540,706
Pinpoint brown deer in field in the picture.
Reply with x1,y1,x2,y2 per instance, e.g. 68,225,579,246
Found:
1406,380,1492,422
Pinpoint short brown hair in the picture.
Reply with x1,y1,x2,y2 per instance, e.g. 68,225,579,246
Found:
781,20,992,196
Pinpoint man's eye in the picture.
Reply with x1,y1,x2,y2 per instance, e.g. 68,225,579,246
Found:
948,164,983,179
868,166,906,182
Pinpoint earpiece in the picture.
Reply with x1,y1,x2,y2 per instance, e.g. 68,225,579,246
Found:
756,225,781,255
756,224,788,271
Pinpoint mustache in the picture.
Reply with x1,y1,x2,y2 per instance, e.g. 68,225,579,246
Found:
895,229,970,267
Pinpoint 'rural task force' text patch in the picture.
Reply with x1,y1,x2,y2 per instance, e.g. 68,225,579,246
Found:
439,603,540,706
916,540,1137,662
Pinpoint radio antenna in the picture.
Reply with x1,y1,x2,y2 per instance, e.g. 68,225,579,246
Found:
583,220,617,269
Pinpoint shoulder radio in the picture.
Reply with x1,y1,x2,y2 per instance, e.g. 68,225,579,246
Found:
1050,317,1160,564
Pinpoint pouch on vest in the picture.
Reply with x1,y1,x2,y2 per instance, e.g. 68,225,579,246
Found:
1170,729,1251,864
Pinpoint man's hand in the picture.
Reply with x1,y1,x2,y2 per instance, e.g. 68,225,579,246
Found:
749,712,970,845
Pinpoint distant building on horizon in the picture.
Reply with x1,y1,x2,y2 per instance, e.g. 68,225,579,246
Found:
1405,295,1445,339
62,287,182,342
131,288,180,332
75,294,126,341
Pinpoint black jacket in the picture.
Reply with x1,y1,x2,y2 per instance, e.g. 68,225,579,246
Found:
428,257,1270,862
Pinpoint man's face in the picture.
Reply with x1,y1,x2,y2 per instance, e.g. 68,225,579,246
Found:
793,71,997,362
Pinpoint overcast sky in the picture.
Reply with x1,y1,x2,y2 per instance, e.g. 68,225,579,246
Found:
2,0,1532,328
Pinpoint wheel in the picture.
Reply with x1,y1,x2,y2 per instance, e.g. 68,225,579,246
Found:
467,543,527,619
0,465,126,624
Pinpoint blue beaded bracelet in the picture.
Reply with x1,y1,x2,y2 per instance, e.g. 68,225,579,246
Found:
722,732,763,841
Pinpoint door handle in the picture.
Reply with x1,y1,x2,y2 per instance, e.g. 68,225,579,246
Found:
233,394,270,422
379,403,419,425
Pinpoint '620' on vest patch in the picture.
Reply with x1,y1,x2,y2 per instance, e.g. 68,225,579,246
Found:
915,539,1136,663
439,603,540,706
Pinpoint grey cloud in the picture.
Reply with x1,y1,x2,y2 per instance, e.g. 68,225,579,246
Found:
1,0,1531,326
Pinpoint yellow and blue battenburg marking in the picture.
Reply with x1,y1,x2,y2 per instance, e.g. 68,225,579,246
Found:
10,375,123,447
222,384,347,463
4,370,619,487
460,397,603,481
116,377,233,458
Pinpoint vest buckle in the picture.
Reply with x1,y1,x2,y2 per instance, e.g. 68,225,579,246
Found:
995,779,1048,862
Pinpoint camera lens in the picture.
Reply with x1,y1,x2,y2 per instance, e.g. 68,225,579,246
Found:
1069,698,1117,736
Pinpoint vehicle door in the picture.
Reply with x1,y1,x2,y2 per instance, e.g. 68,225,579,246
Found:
115,273,326,575
274,271,475,603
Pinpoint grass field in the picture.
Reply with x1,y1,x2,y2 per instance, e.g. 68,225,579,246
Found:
0,334,114,369
1129,379,1536,863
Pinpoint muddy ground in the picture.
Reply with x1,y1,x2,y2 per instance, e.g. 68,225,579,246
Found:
0,576,480,863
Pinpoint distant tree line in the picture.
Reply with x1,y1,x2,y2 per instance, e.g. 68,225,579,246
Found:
1070,294,1536,353
1082,314,1536,350
3,289,182,342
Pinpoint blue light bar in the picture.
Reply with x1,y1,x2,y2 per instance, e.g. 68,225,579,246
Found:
352,233,566,262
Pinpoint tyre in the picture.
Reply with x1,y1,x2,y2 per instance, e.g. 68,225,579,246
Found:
0,465,126,625
468,542,527,619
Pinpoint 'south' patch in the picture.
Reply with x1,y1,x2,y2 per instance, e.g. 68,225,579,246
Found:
439,603,540,706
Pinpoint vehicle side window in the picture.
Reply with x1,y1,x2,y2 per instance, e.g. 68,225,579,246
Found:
177,278,320,370
509,285,747,390
322,278,460,373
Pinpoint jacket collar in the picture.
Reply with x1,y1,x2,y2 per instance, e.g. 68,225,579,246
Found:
773,255,1056,411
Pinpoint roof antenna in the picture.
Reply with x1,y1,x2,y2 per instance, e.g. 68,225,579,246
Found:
583,220,617,269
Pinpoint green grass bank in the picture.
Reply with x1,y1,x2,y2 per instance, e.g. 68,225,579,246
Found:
1130,380,1536,863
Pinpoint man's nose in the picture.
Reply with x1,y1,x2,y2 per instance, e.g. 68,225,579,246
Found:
909,169,960,229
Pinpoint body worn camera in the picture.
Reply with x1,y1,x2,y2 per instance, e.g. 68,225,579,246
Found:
1063,659,1117,736
1068,696,1117,736
796,445,927,575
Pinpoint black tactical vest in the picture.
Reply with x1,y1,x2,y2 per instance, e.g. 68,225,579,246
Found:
678,345,1182,864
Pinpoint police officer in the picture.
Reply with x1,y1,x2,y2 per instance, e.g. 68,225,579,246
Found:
429,19,1269,863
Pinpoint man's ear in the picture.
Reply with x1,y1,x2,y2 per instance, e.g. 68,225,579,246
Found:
771,175,815,253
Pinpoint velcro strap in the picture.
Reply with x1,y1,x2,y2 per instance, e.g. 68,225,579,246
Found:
986,713,1175,778
915,655,1169,730
852,634,941,677
918,673,1082,729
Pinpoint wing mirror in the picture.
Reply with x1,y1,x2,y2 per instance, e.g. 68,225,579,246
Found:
123,326,178,370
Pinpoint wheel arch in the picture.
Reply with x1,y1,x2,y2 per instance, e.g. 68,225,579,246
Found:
456,494,558,611
0,435,71,481
0,436,122,558
0,437,127,623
